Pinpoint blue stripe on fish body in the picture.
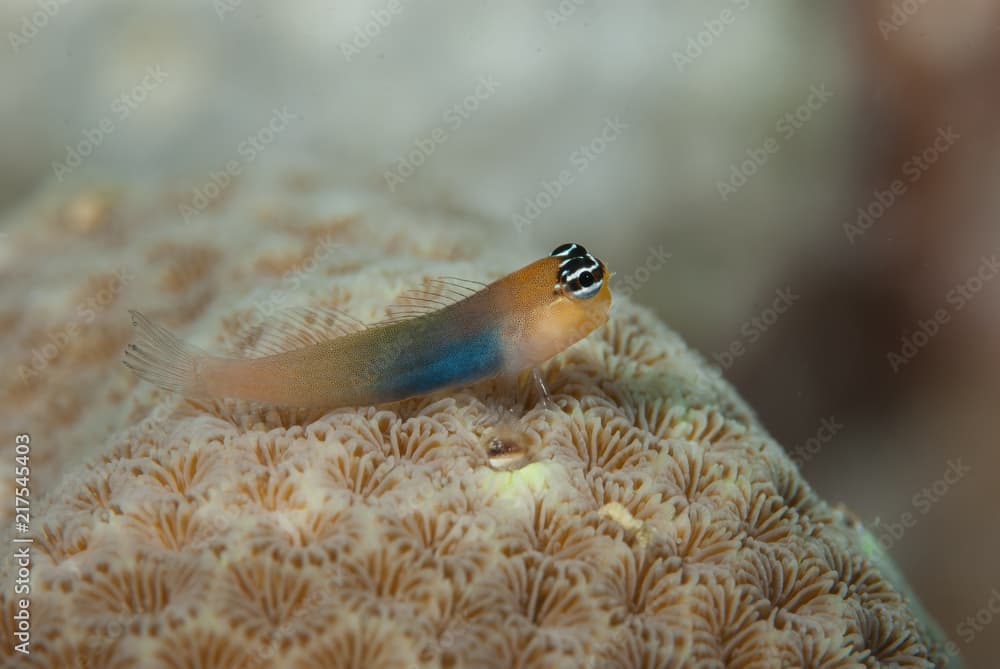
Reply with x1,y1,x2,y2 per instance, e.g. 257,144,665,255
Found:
379,325,505,400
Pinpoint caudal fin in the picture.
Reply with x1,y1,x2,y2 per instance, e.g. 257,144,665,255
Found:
123,310,209,398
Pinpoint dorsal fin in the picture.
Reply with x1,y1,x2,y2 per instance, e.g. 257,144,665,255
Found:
379,276,487,324
226,305,367,357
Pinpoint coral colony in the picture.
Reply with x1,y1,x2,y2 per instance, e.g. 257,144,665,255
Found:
0,186,955,667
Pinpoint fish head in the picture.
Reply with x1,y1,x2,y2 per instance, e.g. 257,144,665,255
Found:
502,243,613,369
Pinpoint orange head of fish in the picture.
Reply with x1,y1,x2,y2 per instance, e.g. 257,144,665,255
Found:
500,242,613,369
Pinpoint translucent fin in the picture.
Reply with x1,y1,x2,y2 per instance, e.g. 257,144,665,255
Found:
437,276,488,291
227,305,367,357
122,310,210,397
531,367,558,411
381,276,485,324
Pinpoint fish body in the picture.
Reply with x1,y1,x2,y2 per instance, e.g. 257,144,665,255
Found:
124,243,611,408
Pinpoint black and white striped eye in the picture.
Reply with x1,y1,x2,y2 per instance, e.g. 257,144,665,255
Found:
557,252,604,300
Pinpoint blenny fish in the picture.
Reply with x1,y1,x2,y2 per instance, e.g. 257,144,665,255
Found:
123,243,611,409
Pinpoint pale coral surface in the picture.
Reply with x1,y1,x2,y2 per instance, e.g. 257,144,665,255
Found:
0,175,957,668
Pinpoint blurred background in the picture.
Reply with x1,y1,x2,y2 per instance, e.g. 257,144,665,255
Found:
1,0,997,665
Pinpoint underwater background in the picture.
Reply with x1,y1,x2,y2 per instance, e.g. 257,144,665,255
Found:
1,1,998,667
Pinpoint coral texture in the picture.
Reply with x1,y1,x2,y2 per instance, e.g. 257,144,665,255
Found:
0,173,956,668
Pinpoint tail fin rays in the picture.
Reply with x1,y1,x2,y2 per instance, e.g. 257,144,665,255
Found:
123,310,211,398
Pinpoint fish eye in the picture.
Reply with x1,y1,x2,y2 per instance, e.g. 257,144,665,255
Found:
557,254,604,299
